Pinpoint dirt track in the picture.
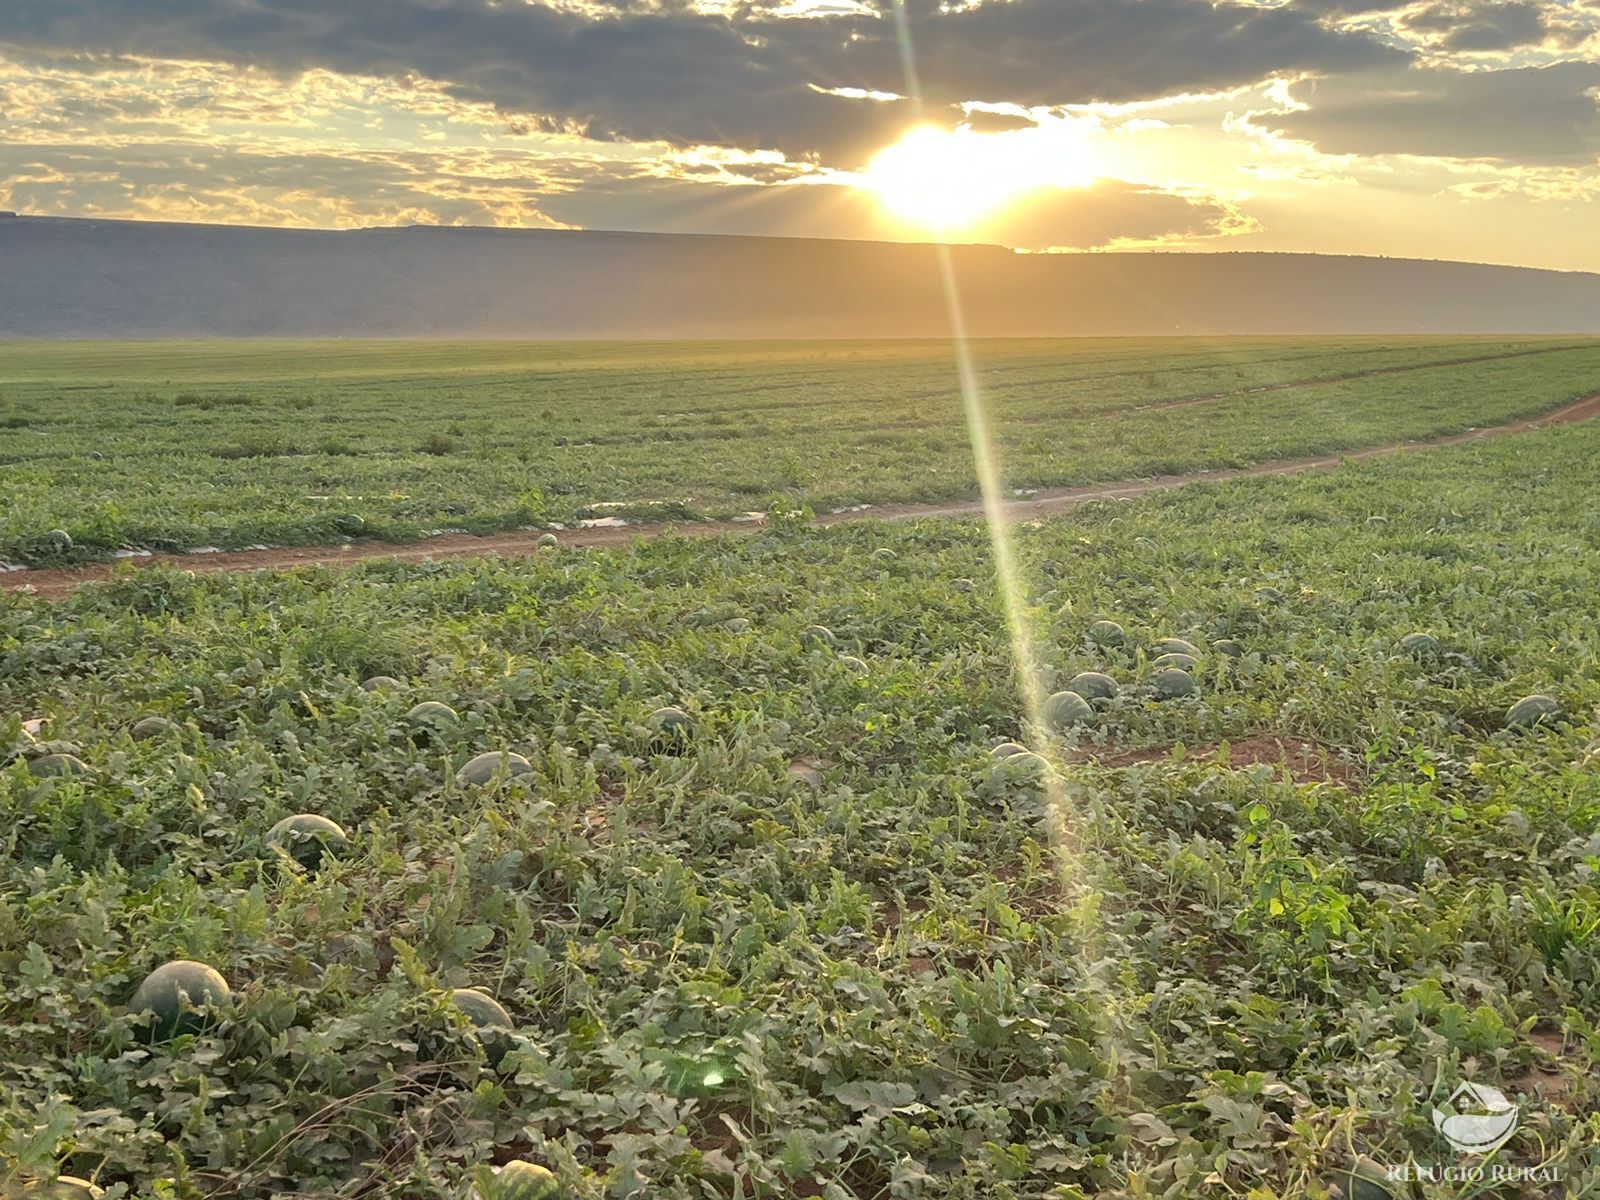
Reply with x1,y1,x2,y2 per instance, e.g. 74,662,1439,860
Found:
8,390,1600,601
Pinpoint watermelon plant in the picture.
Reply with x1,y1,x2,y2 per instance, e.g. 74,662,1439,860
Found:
2,719,33,757
6,362,1600,1197
1,1177,105,1198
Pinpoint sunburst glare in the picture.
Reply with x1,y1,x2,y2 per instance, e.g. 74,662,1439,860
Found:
859,120,1097,234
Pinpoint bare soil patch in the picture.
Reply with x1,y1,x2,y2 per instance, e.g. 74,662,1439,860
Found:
1083,733,1361,788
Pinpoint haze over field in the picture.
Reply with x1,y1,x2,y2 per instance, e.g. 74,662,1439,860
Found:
7,216,1600,337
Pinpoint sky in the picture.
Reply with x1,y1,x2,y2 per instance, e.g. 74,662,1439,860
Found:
1,0,1597,271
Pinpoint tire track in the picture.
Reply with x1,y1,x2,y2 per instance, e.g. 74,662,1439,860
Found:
7,389,1599,601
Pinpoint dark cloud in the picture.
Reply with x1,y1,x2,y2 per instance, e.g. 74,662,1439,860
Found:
1268,63,1600,163
534,170,1238,250
0,0,1406,164
0,141,570,226
0,139,1238,249
962,110,1039,134
1290,0,1417,12
979,183,1238,249
1404,2,1551,50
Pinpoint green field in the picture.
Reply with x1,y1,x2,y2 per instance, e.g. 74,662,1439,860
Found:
3,337,1600,565
4,402,1599,1196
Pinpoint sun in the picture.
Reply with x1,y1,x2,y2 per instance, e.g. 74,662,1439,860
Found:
859,123,1074,234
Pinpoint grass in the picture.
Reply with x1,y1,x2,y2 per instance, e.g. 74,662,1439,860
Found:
3,416,1599,1196
3,336,1599,564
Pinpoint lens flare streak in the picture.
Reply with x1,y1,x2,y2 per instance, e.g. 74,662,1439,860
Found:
887,1,1087,872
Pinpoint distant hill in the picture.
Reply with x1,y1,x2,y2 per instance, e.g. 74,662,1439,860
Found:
4,214,1600,337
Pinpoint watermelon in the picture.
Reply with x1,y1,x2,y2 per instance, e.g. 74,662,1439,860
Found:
536,533,559,549
1151,652,1198,673
871,547,897,562
801,624,838,649
990,741,1030,759
1212,639,1243,658
456,751,534,786
1044,690,1094,730
1087,620,1125,647
406,701,461,744
1153,669,1197,699
450,988,514,1067
1066,672,1119,701
1397,632,1440,660
1,1177,105,1198
481,1161,563,1200
647,706,694,753
723,617,752,634
1335,1172,1395,1200
266,814,349,869
28,754,88,778
837,655,869,673
1152,638,1200,658
129,960,231,1040
1254,586,1285,603
361,675,402,692
1505,694,1562,729
999,751,1051,780
787,762,823,791
3,719,35,756
130,715,174,741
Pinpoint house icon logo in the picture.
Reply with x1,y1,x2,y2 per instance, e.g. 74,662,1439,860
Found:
1432,1081,1519,1153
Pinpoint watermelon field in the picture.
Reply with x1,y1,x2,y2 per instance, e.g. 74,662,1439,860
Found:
3,337,1600,567
4,339,1600,1198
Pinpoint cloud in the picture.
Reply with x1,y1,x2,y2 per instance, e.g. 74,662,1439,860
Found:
0,141,575,228
1266,63,1600,163
533,170,1243,249
0,134,1245,251
0,0,1407,164
1402,2,1552,51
